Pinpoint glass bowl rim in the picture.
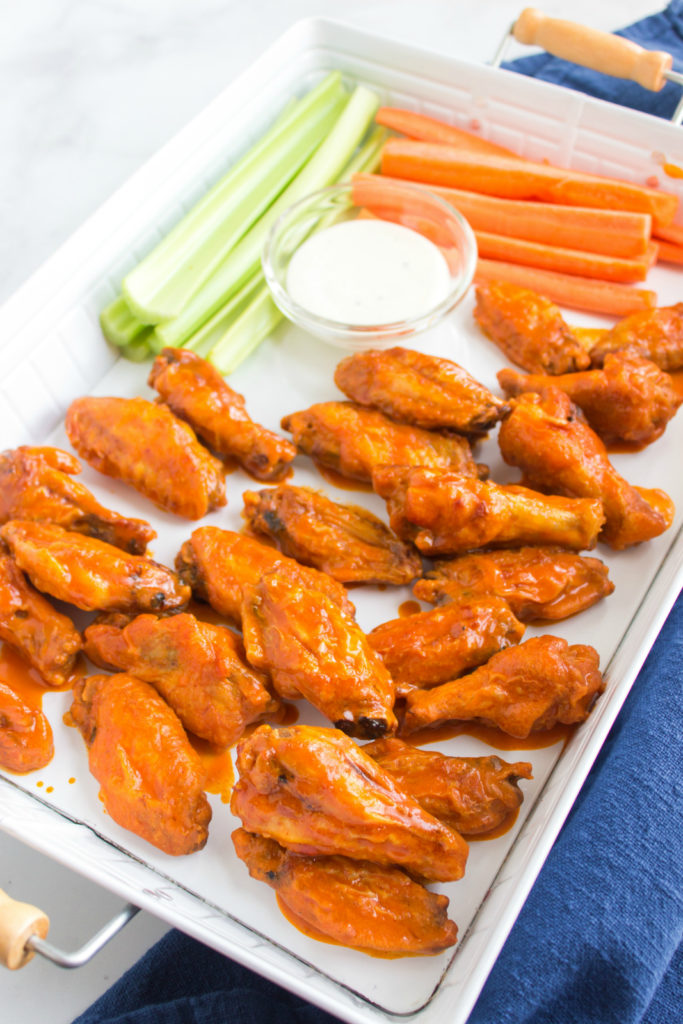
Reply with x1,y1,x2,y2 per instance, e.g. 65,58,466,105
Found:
261,180,478,341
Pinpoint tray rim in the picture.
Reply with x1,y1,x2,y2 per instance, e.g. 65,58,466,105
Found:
1,16,682,1024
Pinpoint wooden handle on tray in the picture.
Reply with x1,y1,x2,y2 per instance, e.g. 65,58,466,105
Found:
0,888,49,970
513,8,672,91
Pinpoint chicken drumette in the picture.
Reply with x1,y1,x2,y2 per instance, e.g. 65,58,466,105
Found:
84,612,278,747
148,347,296,481
2,521,189,613
498,390,675,549
589,301,683,371
0,679,53,773
175,527,354,627
372,465,604,556
474,281,591,374
368,596,525,691
498,350,681,447
231,724,469,882
65,396,225,519
363,738,532,837
414,547,614,623
71,672,211,855
0,446,155,554
241,572,396,739
401,635,604,739
232,829,459,956
242,484,421,586
334,346,508,436
281,401,484,484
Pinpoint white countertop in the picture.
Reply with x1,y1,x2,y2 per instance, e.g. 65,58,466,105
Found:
0,2,666,1021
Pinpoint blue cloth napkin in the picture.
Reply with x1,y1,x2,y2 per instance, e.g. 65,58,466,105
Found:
73,7,683,1023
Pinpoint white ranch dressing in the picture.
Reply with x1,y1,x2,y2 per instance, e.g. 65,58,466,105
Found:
286,218,451,325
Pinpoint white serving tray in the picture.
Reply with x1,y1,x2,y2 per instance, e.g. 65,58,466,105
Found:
1,18,682,1024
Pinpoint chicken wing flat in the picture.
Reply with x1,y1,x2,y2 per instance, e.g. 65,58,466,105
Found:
242,572,396,739
474,281,590,374
334,346,508,436
2,521,189,613
71,672,211,855
368,596,525,691
281,401,483,484
176,526,354,627
363,738,532,837
242,484,421,586
589,301,683,371
0,446,155,554
0,550,81,686
401,635,604,739
372,465,604,556
498,390,675,549
414,547,614,623
148,348,296,481
232,829,458,956
0,679,53,773
84,612,278,747
65,396,225,519
231,724,469,882
498,350,681,447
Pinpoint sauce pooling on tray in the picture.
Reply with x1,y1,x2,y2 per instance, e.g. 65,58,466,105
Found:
286,219,451,325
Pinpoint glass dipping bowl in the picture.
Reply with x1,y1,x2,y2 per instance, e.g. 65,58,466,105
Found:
261,178,477,351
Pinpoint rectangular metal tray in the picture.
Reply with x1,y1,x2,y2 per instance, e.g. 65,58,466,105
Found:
1,18,682,1024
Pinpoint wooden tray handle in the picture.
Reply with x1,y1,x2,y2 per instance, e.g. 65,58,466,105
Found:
0,888,49,970
513,8,673,92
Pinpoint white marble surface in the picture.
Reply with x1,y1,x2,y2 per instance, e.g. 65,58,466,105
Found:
0,1,668,1021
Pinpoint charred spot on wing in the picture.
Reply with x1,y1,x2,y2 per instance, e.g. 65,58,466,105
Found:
335,716,389,740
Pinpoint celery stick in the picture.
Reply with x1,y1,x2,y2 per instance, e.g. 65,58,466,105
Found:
122,73,347,325
156,84,380,350
100,295,151,349
209,284,282,374
178,272,262,356
120,335,153,362
206,125,389,373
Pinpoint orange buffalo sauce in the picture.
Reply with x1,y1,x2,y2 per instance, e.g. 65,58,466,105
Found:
398,600,421,618
313,462,374,493
468,804,521,842
188,734,235,804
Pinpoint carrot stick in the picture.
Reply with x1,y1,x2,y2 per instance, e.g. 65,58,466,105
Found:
355,173,652,258
474,259,657,317
381,140,679,229
375,107,519,157
657,240,683,265
654,223,683,246
474,231,653,283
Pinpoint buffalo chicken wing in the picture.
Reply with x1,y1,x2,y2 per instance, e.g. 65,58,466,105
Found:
175,526,354,627
65,396,225,519
71,672,211,855
2,521,189,613
148,347,296,481
241,573,396,739
334,346,508,436
281,401,484,483
368,596,525,691
498,350,681,447
0,550,81,686
589,301,683,371
401,635,603,739
232,829,458,955
0,679,53,773
0,446,155,554
414,547,614,623
242,484,421,585
373,465,604,555
474,281,590,374
363,738,532,837
231,725,469,882
84,612,278,747
498,390,675,548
